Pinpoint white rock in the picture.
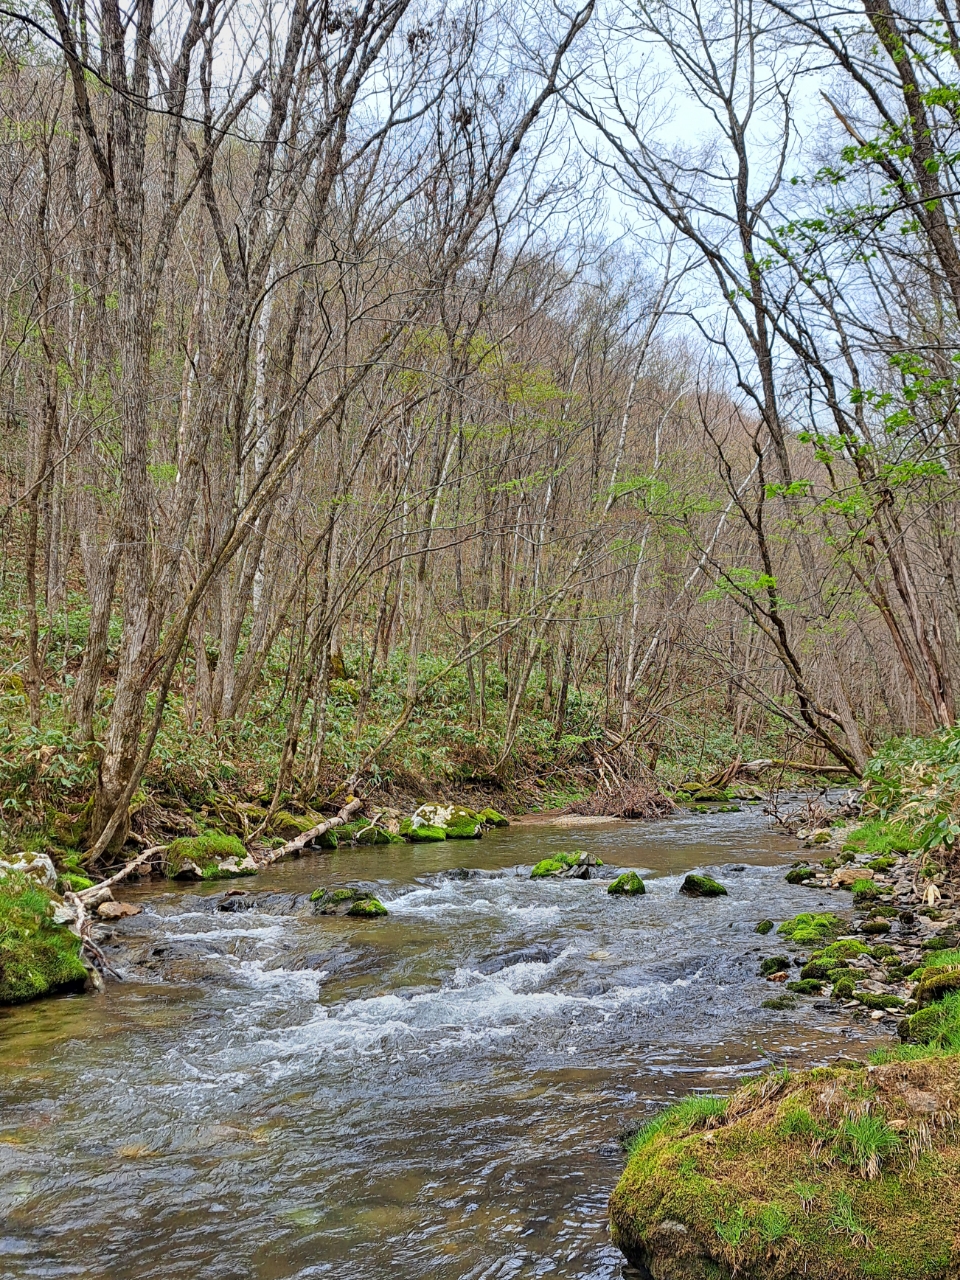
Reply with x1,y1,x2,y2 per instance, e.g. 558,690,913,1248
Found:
0,850,57,891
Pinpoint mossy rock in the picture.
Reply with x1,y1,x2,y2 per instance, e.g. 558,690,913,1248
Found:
762,995,798,1010
777,912,845,945
531,850,601,879
270,810,319,838
832,976,856,999
811,939,870,963
610,1056,960,1280
785,865,816,885
760,956,790,976
679,873,727,898
412,803,482,839
0,870,87,1004
608,872,646,896
353,824,403,846
899,1003,950,1045
916,967,960,1007
347,897,388,917
165,833,257,880
478,807,509,828
861,918,892,935
310,886,388,917
786,978,823,995
755,919,774,935
867,856,898,872
854,991,904,1011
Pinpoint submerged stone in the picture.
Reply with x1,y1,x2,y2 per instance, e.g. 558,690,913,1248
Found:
679,873,727,897
607,872,645,896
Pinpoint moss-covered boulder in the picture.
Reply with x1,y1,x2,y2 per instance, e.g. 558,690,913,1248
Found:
531,850,603,880
0,870,88,1005
755,919,774,935
478,807,510,828
777,912,846,945
164,833,258,880
610,1056,960,1280
309,886,388,917
347,897,388,917
608,872,646,896
759,956,790,976
679,873,727,898
411,803,482,839
271,810,318,839
399,817,446,842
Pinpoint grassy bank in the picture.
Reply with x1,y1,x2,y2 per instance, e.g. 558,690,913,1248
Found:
610,726,960,1280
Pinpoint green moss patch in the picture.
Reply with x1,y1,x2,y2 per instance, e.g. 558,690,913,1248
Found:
680,873,728,897
611,1056,960,1279
778,912,846,945
165,832,255,880
608,871,645,896
755,919,774,935
0,870,87,1004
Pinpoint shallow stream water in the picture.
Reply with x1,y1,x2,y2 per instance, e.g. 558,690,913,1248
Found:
0,806,882,1279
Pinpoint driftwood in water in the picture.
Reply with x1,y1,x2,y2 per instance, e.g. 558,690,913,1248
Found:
257,796,364,866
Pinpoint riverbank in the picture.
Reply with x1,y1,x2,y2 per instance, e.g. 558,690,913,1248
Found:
609,731,960,1279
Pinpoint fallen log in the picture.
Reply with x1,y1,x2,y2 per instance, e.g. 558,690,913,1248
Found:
256,796,364,867
77,844,166,900
738,758,854,778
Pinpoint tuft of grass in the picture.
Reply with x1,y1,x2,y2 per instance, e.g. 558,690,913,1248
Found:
841,817,914,856
827,1190,870,1241
836,1114,901,1179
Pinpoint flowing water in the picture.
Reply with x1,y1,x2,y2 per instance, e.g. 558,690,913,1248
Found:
0,806,882,1280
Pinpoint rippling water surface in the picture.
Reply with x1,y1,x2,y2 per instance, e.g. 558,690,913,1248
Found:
0,807,881,1279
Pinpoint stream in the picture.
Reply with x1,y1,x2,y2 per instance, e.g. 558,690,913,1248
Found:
0,806,883,1279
